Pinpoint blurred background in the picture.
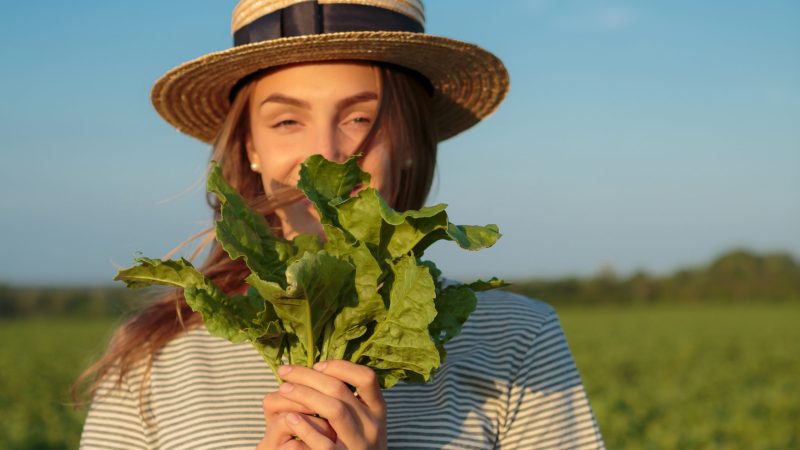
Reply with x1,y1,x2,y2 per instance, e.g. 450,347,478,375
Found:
1,1,798,448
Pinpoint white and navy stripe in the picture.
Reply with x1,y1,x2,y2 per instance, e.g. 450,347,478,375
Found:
80,290,604,449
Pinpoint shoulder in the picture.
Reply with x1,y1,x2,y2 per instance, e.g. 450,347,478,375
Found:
461,284,558,342
116,324,272,399
474,287,555,320
150,324,269,378
155,324,245,359
441,284,562,372
126,324,273,446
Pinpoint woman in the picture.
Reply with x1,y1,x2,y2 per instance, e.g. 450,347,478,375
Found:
78,1,605,449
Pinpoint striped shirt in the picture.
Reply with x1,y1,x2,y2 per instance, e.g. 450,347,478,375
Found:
80,290,604,449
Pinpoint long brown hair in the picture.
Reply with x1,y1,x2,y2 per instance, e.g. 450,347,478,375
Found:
73,61,438,406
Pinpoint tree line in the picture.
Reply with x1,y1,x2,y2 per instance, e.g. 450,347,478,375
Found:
0,284,167,318
1,249,798,318
506,249,800,306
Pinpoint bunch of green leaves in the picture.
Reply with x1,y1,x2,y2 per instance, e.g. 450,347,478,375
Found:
115,155,505,388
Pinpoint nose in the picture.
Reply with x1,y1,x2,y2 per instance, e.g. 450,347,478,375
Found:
314,124,345,162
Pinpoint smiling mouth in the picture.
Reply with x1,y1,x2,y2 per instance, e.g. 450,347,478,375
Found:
351,183,364,195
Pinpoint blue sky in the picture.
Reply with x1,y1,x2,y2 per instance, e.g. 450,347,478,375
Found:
1,0,798,284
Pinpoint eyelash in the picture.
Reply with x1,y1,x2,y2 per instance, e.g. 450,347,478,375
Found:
271,117,371,129
272,119,298,129
350,116,371,125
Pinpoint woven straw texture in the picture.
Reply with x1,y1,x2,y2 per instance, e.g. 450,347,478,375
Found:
153,8,508,144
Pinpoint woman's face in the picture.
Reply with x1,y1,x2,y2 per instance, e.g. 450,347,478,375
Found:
245,62,392,240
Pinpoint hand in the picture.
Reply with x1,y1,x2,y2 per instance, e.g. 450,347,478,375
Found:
256,360,388,450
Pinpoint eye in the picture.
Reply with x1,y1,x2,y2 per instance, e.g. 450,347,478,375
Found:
347,116,372,126
272,119,299,129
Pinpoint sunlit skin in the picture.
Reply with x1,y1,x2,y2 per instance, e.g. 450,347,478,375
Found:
247,62,389,449
246,61,393,241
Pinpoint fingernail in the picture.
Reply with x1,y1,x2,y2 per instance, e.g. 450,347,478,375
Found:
287,413,300,425
279,382,295,393
278,365,292,377
313,361,328,371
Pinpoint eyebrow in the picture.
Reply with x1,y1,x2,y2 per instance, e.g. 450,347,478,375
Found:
259,91,378,111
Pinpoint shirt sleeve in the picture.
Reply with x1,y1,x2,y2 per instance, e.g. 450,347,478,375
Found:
79,372,149,450
497,310,605,449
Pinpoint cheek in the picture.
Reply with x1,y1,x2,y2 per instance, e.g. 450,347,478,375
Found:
252,145,304,192
362,145,394,199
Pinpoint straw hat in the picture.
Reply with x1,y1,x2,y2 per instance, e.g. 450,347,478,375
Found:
151,0,510,143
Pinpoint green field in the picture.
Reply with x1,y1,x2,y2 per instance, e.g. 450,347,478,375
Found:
2,304,798,449
561,304,800,449
0,318,122,450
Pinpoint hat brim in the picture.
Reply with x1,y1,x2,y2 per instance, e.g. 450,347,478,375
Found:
151,31,509,144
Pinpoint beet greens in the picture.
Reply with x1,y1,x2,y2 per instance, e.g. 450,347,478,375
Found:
115,155,504,388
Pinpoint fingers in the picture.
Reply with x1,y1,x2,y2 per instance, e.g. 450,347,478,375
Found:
274,362,387,449
257,412,335,450
277,381,361,440
284,413,338,450
278,365,363,411
256,412,299,450
263,392,317,418
263,392,337,442
312,361,385,416
278,362,385,415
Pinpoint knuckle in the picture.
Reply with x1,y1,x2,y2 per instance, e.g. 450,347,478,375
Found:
362,368,378,386
368,415,382,429
334,382,352,398
327,401,349,422
262,393,279,413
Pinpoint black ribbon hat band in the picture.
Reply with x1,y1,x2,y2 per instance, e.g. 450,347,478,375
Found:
233,2,424,46
229,1,431,100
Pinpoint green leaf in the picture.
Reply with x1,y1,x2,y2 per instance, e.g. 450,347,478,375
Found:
444,223,502,251
352,255,440,388
243,286,285,372
412,223,502,257
333,189,386,247
114,255,206,289
114,257,255,343
419,259,443,292
323,241,387,361
116,154,503,390
466,277,509,292
297,154,370,227
263,251,356,367
336,188,451,259
207,161,292,286
429,285,478,347
321,224,356,254
291,233,323,258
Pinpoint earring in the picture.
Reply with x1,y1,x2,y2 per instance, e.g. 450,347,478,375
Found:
404,158,414,168
250,162,260,172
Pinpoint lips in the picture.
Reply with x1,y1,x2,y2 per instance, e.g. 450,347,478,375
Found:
351,183,364,196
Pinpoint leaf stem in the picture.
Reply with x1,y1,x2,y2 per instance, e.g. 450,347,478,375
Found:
303,297,314,367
